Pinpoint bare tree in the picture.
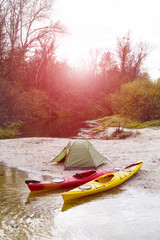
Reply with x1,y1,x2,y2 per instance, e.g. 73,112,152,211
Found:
34,36,57,88
88,49,102,79
5,0,63,51
2,0,64,81
0,0,8,77
116,32,148,80
116,32,131,78
99,51,117,77
131,42,148,78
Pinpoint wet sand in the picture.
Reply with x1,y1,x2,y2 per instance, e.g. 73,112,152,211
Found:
0,127,160,192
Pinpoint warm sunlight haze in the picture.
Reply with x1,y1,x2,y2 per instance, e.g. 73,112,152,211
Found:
1,1,160,239
53,0,160,79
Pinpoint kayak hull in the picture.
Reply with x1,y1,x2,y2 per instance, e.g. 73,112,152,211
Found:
25,168,118,192
62,161,143,202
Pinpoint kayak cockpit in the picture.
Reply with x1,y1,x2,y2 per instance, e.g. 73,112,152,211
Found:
73,170,97,179
95,174,114,183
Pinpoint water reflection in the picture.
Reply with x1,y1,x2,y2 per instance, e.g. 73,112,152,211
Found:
56,189,160,240
1,164,160,240
62,188,125,212
0,164,62,239
20,119,89,138
25,188,71,205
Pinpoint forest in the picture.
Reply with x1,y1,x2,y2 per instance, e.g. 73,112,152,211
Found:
0,0,160,137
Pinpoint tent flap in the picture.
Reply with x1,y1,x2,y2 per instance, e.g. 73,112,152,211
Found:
51,147,67,162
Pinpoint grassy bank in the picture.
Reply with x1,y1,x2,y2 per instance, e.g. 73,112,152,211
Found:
89,115,160,139
1,115,160,140
0,122,22,139
95,115,160,129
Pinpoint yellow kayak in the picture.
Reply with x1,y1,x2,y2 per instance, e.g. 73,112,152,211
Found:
62,161,143,202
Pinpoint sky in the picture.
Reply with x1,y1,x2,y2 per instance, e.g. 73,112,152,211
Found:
53,0,160,80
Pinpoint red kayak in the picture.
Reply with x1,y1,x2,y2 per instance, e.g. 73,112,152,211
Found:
25,165,127,192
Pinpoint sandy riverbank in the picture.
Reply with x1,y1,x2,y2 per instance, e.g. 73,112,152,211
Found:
0,127,160,192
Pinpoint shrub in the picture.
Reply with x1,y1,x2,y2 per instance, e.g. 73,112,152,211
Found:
20,89,50,122
0,78,51,125
111,78,160,122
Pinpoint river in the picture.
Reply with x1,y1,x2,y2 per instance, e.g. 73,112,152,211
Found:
0,164,160,240
19,119,92,139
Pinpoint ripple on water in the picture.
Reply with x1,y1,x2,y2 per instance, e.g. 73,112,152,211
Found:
0,164,160,240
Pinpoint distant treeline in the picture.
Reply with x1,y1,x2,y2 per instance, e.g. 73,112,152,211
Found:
0,0,159,127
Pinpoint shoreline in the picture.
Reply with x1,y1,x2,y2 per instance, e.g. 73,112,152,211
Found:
0,128,160,192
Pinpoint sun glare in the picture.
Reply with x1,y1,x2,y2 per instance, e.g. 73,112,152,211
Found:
53,0,160,79
54,0,117,68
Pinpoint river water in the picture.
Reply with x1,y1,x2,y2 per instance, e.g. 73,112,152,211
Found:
19,119,92,138
0,164,160,240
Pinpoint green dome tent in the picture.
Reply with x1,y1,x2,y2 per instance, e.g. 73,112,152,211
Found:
51,139,107,169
